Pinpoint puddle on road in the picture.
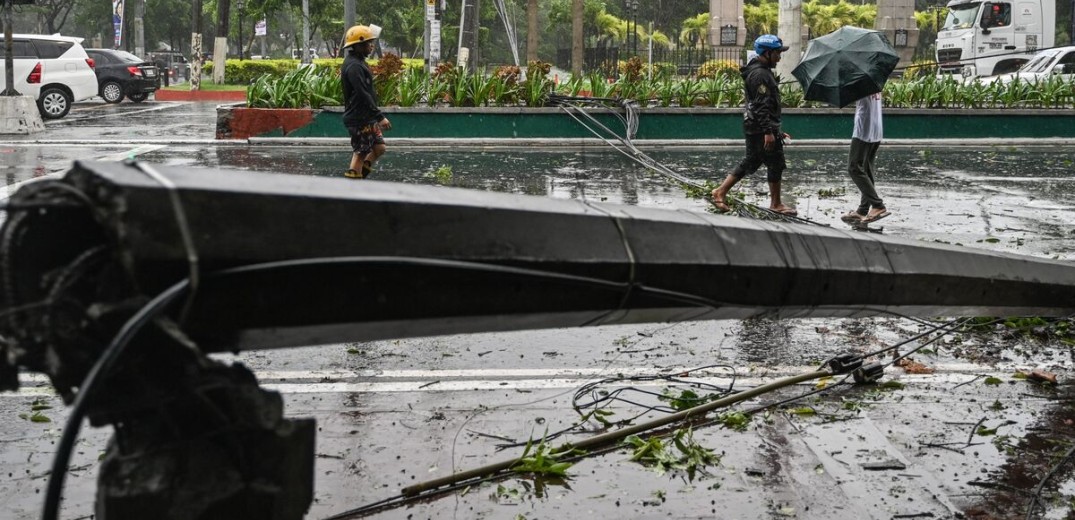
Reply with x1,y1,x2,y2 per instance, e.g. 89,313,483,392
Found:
152,145,1075,261
174,145,1073,518
2,145,1072,519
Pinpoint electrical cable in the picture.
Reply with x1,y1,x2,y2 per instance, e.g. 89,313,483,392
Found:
395,368,830,499
494,363,741,450
320,306,1024,518
550,95,825,227
38,253,768,519
42,278,191,520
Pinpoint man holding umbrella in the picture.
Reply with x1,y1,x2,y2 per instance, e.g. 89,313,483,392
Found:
790,26,900,225
710,34,798,216
842,92,890,224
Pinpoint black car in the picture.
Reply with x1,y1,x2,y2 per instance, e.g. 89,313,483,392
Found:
85,49,161,103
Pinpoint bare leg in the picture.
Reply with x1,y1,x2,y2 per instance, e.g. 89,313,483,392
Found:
366,144,386,165
768,181,797,215
349,152,366,171
710,174,740,211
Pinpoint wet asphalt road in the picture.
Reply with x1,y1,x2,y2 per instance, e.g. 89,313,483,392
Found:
0,99,1073,519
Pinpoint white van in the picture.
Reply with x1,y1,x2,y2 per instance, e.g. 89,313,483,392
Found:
0,34,98,119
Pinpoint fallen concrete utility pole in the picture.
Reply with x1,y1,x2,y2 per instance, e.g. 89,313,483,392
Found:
1,160,1074,519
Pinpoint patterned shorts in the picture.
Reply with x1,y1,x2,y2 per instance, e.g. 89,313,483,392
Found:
348,124,385,155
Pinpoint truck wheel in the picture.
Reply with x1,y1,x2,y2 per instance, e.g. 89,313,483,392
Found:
37,87,72,119
101,81,124,103
128,92,148,103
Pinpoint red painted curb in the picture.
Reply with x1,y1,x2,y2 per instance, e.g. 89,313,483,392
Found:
154,89,248,102
216,107,317,139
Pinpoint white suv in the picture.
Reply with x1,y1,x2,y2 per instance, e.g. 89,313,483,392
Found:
0,34,98,119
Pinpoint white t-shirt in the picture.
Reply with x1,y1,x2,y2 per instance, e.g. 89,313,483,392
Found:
853,93,883,143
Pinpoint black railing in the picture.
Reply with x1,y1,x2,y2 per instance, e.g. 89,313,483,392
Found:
556,45,747,76
555,46,621,74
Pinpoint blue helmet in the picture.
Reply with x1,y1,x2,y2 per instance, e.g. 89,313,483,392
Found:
754,34,789,55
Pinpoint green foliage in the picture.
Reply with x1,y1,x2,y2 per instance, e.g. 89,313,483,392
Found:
245,55,1075,111
431,165,453,184
817,187,847,198
624,427,721,481
960,316,1075,343
658,388,707,411
717,411,751,431
682,180,718,199
511,437,575,477
247,65,340,109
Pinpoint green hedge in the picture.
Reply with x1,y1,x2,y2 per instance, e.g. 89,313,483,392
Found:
204,57,425,85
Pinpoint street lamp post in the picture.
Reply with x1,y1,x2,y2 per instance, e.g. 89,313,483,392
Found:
237,0,245,60
626,0,639,55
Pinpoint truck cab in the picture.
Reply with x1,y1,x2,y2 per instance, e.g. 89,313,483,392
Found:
936,0,1055,77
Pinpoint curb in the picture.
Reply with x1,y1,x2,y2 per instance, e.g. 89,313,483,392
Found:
155,89,247,102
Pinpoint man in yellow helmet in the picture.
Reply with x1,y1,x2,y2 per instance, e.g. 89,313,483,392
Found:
341,24,391,179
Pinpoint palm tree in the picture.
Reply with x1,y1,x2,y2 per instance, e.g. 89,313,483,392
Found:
680,13,709,49
594,11,626,44
744,2,777,39
527,0,538,63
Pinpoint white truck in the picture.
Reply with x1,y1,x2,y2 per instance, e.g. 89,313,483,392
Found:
935,0,1055,77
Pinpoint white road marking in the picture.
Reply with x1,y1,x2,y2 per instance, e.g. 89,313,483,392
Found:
0,144,167,201
5,363,1040,397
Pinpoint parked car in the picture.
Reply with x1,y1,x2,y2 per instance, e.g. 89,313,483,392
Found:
85,49,161,103
146,50,189,85
0,34,98,119
982,46,1075,85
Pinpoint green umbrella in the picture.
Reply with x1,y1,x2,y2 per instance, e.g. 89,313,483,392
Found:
791,26,900,108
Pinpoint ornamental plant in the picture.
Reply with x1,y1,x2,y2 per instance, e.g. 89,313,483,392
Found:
244,62,1075,110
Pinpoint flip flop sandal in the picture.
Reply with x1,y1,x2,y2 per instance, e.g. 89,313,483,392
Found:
864,210,891,223
711,199,732,213
841,211,866,223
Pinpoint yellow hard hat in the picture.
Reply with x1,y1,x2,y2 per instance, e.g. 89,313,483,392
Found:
344,24,382,48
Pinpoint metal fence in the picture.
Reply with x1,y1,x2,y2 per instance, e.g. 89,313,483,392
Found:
556,45,748,76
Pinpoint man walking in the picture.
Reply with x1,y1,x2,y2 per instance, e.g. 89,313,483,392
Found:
711,34,797,216
841,92,890,224
341,24,391,179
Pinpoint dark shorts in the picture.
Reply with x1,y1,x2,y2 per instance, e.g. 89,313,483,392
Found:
347,124,385,155
731,133,786,183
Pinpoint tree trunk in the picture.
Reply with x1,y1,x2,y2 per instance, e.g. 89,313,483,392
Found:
212,0,231,83
191,0,202,91
571,0,583,75
526,0,538,64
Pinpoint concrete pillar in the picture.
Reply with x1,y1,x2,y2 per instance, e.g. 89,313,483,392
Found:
776,0,802,82
708,0,746,62
875,0,919,70
0,96,44,135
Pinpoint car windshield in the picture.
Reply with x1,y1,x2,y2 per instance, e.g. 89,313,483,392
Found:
1018,52,1058,73
942,3,981,30
113,50,144,63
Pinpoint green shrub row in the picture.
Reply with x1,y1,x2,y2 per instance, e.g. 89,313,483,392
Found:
205,57,424,85
244,58,1075,110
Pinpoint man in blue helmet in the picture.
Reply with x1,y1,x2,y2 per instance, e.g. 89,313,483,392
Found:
711,34,797,216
